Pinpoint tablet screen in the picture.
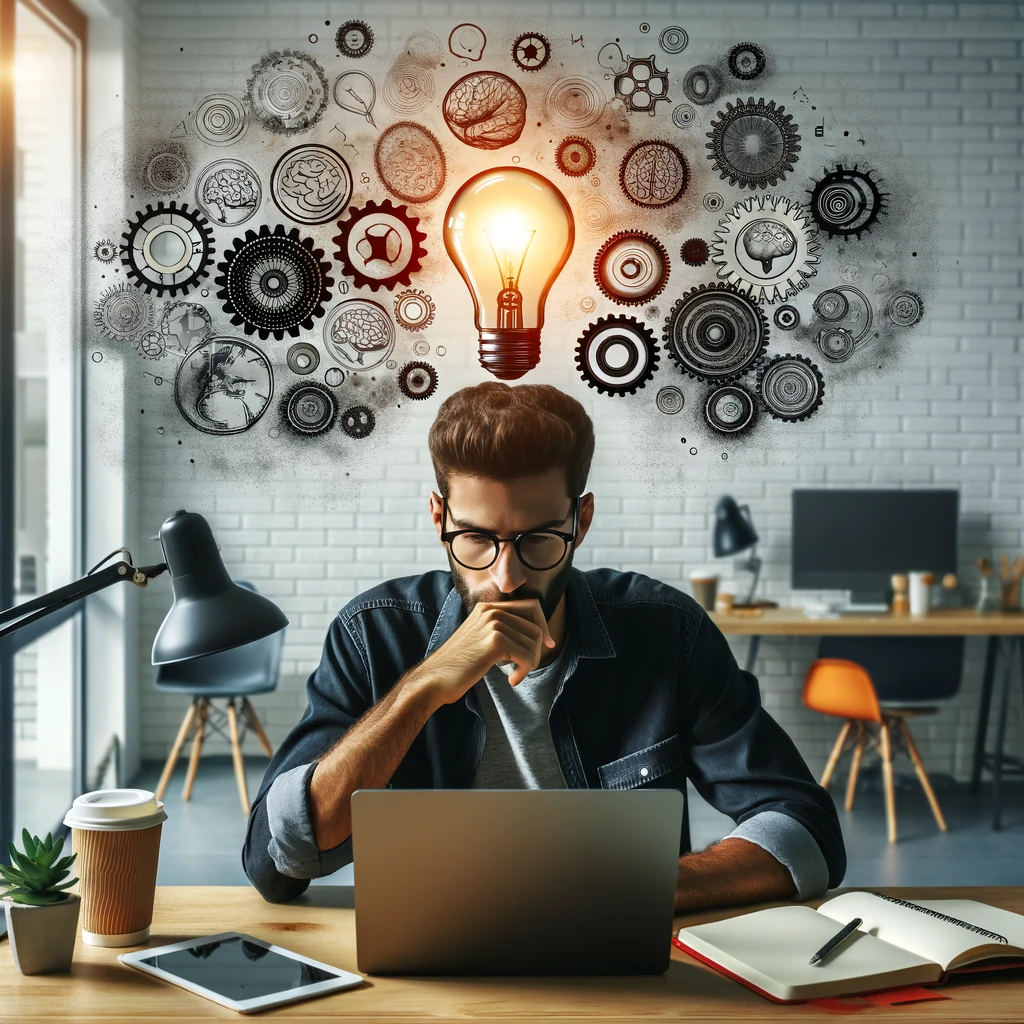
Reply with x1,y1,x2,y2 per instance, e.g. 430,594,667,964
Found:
138,936,335,1001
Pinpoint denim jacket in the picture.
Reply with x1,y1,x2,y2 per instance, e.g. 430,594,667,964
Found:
242,567,846,904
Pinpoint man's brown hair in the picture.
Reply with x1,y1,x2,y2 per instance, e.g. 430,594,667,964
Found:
428,382,595,497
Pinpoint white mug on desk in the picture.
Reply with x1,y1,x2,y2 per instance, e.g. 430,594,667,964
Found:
908,571,934,616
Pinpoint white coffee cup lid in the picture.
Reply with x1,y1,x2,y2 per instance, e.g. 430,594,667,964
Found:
64,789,167,831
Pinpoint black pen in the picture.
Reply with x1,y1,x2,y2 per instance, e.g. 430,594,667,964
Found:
809,917,863,966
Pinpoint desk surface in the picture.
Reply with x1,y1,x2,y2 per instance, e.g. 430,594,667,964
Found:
3,886,1023,1022
711,606,1024,636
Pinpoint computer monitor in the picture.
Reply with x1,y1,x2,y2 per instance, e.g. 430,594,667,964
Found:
792,489,959,606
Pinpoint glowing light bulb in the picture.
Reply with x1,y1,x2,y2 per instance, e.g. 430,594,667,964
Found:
444,167,574,380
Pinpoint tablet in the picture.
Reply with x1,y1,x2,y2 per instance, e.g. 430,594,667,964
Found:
118,932,363,1014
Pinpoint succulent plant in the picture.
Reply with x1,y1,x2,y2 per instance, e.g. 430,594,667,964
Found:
0,829,78,906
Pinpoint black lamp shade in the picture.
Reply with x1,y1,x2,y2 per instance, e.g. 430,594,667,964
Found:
713,495,759,557
151,510,289,665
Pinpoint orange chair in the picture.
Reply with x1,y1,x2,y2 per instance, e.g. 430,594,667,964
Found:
802,658,948,843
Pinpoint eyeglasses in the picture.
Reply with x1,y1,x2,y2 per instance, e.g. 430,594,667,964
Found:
440,495,580,571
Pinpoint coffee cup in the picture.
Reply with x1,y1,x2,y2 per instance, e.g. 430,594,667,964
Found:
63,789,166,946
690,570,719,611
908,571,934,616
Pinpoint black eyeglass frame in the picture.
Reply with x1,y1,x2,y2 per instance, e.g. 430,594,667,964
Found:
440,495,581,571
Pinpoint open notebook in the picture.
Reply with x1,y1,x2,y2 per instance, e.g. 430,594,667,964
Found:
675,891,1024,1003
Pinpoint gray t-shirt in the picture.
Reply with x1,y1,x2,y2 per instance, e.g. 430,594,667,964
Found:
470,634,572,789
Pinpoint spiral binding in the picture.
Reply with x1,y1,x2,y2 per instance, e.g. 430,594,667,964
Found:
871,892,1007,944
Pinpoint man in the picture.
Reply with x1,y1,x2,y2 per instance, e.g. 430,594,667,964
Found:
243,382,845,907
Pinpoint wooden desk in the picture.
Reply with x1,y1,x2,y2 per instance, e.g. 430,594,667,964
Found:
2,886,1023,1022
711,607,1024,828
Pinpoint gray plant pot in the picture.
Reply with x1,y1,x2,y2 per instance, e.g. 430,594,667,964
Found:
2,894,80,975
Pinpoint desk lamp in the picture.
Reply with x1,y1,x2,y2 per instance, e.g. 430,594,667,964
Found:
713,495,776,609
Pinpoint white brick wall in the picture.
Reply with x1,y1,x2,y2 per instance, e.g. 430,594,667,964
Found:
104,1,1024,781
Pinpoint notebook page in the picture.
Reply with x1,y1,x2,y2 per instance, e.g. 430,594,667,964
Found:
817,892,1024,971
910,901,1024,969
678,905,940,1002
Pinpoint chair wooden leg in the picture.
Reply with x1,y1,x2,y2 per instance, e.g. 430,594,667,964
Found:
227,698,250,815
182,698,208,802
880,719,898,843
845,723,866,811
155,700,197,801
820,720,853,791
897,718,948,832
243,697,275,759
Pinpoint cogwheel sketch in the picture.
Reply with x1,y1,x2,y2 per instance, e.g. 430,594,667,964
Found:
512,31,550,71
813,285,873,344
215,223,334,341
662,282,768,382
270,145,353,225
93,239,118,263
394,288,435,331
194,159,262,227
332,199,427,292
656,385,685,414
442,72,527,150
374,122,446,204
340,404,376,438
336,19,374,58
672,104,698,129
680,238,710,267
323,298,395,371
614,55,671,115
756,353,824,422
728,43,766,80
885,290,924,328
143,147,191,195
619,140,688,208
706,97,801,189
659,26,688,54
704,383,757,435
121,201,214,297
814,326,857,363
545,77,607,130
682,65,722,105
807,163,888,239
773,304,800,329
575,315,659,397
159,300,212,353
555,136,596,177
594,231,670,305
134,330,166,360
246,50,329,134
191,94,249,146
94,283,154,341
286,341,320,375
710,195,821,303
397,360,438,399
282,381,338,436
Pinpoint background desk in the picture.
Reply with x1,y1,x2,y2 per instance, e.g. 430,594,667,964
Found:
2,886,1023,1022
710,608,1024,829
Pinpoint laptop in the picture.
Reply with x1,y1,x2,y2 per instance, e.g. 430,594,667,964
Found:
350,788,684,975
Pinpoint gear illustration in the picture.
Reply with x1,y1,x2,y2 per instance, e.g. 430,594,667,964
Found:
393,289,435,331
814,285,873,344
93,283,154,341
412,338,430,356
756,353,824,422
332,199,427,292
656,385,685,414
93,239,118,263
705,383,757,435
159,300,212,353
703,192,725,213
397,360,438,400
619,140,688,208
706,97,801,189
659,26,688,54
512,31,550,71
815,326,857,363
672,104,697,129
774,304,800,330
555,136,597,177
336,19,374,58
710,194,821,304
885,290,924,328
133,331,165,360
215,223,334,342
662,282,768,383
246,50,328,134
614,55,671,115
808,163,888,239
340,404,376,438
680,238,710,267
728,43,766,81
682,65,722,105
121,201,214,297
574,315,659,397
594,231,670,305
814,289,849,321
286,341,320,375
282,381,338,436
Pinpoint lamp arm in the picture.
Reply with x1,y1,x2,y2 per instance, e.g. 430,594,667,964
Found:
742,551,762,606
0,561,167,641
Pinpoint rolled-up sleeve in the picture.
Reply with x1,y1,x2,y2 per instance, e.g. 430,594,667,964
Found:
680,608,846,893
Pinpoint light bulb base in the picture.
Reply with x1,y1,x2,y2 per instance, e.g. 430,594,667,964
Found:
478,329,541,380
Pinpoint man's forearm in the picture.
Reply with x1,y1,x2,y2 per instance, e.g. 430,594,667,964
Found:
674,837,796,913
308,668,440,852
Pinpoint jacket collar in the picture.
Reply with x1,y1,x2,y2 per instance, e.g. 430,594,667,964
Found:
424,568,617,661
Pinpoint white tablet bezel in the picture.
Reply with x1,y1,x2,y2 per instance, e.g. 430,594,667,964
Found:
117,931,363,1014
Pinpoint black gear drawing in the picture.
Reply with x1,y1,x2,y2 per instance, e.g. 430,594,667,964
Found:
807,163,888,239
774,304,800,330
728,43,766,81
93,282,154,340
512,31,550,71
706,97,801,189
286,341,320,375
332,199,427,292
397,360,438,400
814,289,849,322
680,238,710,267
662,283,768,383
704,383,757,435
574,315,659,397
756,353,824,422
282,381,338,436
339,404,376,438
594,231,670,305
121,201,214,297
619,140,689,208
215,223,333,342
555,136,596,177
94,239,118,263
614,55,671,115
336,19,374,58
682,64,722,105
815,326,857,362
885,290,924,328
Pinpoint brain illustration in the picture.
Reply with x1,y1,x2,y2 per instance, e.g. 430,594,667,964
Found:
740,219,796,274
442,72,527,150
203,168,259,217
280,155,344,208
332,306,391,352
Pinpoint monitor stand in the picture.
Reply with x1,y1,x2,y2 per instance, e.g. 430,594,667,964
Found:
842,592,890,614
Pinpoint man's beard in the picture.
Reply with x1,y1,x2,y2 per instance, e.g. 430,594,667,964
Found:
447,548,575,623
